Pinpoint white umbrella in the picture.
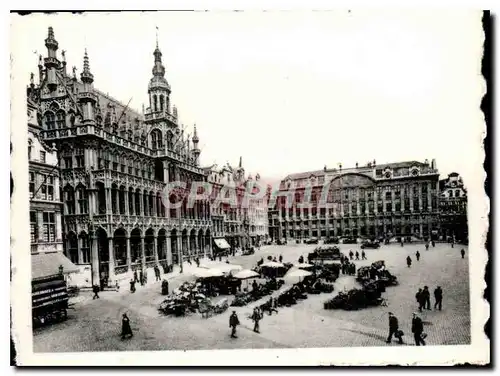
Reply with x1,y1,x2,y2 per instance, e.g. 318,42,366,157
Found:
193,268,223,278
295,263,314,269
286,269,312,278
285,268,312,282
234,269,260,280
261,261,285,268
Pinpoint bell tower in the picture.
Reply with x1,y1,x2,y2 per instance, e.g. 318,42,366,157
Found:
148,33,171,116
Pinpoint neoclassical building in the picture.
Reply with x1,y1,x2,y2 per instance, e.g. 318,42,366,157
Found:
271,159,441,242
439,172,468,242
28,27,212,287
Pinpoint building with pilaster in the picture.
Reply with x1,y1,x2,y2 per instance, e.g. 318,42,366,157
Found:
28,27,212,287
439,172,468,243
272,159,441,242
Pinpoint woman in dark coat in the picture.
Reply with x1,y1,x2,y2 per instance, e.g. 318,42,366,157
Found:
121,313,133,339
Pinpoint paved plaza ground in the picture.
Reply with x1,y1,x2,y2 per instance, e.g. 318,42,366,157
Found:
33,242,470,352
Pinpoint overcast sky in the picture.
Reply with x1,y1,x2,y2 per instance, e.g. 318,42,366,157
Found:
12,10,484,184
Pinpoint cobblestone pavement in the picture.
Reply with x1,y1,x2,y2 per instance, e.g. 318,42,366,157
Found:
33,243,470,352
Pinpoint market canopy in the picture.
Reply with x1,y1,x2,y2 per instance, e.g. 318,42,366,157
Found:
31,252,79,281
213,238,231,250
193,268,222,279
295,263,314,269
233,269,260,280
285,268,312,279
261,261,285,269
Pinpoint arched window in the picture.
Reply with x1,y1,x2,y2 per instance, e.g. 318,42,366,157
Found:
44,111,56,130
159,95,164,112
166,131,173,150
150,129,163,151
455,189,460,197
76,185,88,214
56,110,66,128
104,112,111,130
153,95,158,112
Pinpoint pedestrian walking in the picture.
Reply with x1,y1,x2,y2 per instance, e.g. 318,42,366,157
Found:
251,307,262,333
162,279,169,295
415,288,423,311
115,280,120,292
92,284,100,299
425,243,429,251
355,251,360,260
434,286,443,311
133,270,138,283
130,279,136,293
422,286,431,310
139,270,144,286
386,312,403,344
411,312,426,346
229,311,240,338
461,249,465,259
121,313,133,340
401,241,404,247
279,255,283,263
415,251,420,261
406,256,412,268
432,240,435,248
361,250,366,260
349,250,354,260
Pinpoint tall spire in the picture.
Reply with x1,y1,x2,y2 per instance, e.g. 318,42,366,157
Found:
192,124,199,144
44,26,59,59
80,49,94,84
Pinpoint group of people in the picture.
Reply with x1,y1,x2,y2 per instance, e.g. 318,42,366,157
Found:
387,312,426,346
348,250,367,261
416,286,443,311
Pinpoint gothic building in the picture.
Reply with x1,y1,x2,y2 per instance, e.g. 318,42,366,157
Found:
271,159,441,242
28,27,212,287
439,172,468,243
205,157,269,251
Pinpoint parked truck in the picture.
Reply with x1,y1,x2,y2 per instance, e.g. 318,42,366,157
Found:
32,273,69,328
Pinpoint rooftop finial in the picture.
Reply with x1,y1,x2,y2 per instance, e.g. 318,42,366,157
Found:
156,26,159,49
239,156,243,169
80,48,94,84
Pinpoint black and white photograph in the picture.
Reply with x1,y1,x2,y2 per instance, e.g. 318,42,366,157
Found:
10,9,489,366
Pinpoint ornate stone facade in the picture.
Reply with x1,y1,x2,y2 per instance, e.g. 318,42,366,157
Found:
270,159,441,242
28,27,212,287
439,172,468,243
28,95,64,255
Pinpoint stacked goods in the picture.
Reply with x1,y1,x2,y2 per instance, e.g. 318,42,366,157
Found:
356,261,398,287
158,281,207,316
230,279,285,307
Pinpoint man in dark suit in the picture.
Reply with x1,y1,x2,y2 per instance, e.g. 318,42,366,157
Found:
434,286,443,311
412,312,426,346
386,312,403,344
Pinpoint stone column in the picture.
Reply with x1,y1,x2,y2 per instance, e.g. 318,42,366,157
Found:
382,188,387,213
401,185,405,212
77,236,83,264
166,236,172,265
417,184,422,211
126,236,131,271
152,194,157,217
140,236,146,267
153,235,159,264
125,190,129,216
409,184,414,212
108,237,115,285
106,187,112,214
131,192,135,215
391,190,396,214
91,235,99,286
373,189,378,214
427,182,432,212
419,223,423,238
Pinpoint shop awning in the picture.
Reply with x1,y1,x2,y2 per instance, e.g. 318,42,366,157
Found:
213,238,231,250
31,252,79,281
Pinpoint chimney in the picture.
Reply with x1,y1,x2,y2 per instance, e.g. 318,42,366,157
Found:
355,162,358,169
373,159,376,167
431,158,436,170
